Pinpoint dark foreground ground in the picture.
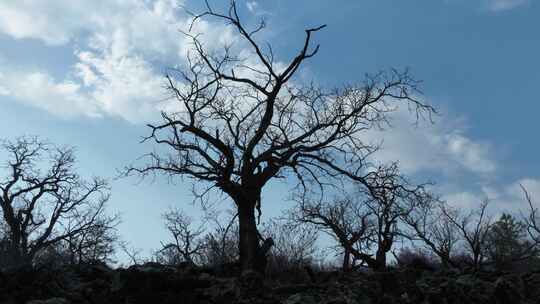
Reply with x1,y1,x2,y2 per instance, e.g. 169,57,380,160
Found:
2,263,540,304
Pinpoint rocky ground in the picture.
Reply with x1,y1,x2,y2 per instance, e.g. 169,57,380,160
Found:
1,262,540,304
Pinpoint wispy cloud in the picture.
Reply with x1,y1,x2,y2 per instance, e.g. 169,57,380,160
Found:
0,0,236,122
0,65,102,118
444,0,531,12
246,1,259,13
365,105,496,176
486,0,530,11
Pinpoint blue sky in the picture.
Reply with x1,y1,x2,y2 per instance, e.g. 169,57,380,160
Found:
0,0,539,259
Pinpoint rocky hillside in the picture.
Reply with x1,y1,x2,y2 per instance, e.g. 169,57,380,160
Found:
2,263,540,304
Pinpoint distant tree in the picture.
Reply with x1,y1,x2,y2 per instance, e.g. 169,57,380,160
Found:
126,1,434,274
360,164,430,270
119,241,146,266
261,219,318,272
155,207,205,265
521,185,540,244
486,213,535,270
442,200,492,270
394,247,438,270
404,197,460,268
0,136,112,269
199,211,239,267
295,196,373,271
296,164,430,271
60,212,120,265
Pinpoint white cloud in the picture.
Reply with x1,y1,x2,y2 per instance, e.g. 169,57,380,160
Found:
0,0,240,123
366,105,496,176
442,191,486,210
246,1,259,13
483,178,540,214
75,51,168,122
0,0,134,45
0,68,101,118
506,178,540,206
438,177,540,214
443,0,531,12
446,133,495,174
486,0,530,11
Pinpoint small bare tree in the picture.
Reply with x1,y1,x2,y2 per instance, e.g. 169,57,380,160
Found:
261,219,318,271
126,1,434,273
442,200,492,270
360,164,429,270
156,208,205,265
200,211,239,267
404,198,460,268
0,136,111,269
61,212,120,265
521,185,540,243
296,164,429,271
295,195,373,271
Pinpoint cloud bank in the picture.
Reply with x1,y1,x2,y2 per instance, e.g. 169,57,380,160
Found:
0,0,236,122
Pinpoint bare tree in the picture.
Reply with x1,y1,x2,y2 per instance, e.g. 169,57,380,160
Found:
200,210,239,267
261,218,318,270
404,198,460,268
394,247,438,269
296,164,430,271
126,1,434,273
360,164,429,270
294,195,373,271
118,241,148,266
521,185,540,243
442,200,492,270
0,136,111,269
156,207,205,265
61,211,120,265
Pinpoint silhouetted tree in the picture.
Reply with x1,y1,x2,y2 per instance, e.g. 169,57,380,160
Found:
60,211,120,265
522,185,540,243
295,195,372,271
261,218,318,276
119,241,146,266
0,136,111,269
296,164,430,270
200,210,239,268
394,247,438,270
126,1,434,274
361,164,429,270
442,200,492,270
486,213,536,270
0,221,11,268
155,207,205,265
404,197,460,268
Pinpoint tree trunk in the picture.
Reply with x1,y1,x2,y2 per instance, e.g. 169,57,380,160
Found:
6,241,31,270
375,249,387,270
342,249,351,271
237,200,264,274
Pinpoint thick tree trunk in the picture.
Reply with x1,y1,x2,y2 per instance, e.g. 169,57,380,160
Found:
375,249,387,271
237,200,264,274
6,241,31,270
342,249,351,271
